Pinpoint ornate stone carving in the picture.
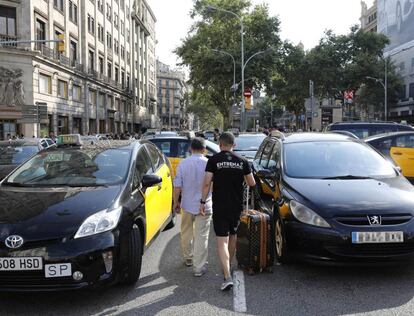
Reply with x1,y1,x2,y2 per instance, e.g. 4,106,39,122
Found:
0,67,25,107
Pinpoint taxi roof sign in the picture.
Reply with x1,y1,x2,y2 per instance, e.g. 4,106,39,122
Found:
56,134,82,146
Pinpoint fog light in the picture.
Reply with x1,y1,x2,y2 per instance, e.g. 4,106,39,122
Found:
102,251,113,273
72,271,83,281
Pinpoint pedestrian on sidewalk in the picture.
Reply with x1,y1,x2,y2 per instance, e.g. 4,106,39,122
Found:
173,137,212,277
200,132,256,291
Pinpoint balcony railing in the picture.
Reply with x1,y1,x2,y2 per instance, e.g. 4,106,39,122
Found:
0,34,18,47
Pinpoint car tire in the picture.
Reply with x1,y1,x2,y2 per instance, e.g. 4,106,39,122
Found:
273,209,289,264
121,225,142,285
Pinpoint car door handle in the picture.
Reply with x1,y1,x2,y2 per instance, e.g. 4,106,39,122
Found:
392,152,403,156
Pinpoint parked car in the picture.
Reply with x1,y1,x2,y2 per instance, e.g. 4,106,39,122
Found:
365,131,414,180
252,131,414,264
234,133,267,161
148,136,219,177
141,131,178,140
0,135,174,290
203,131,215,142
324,121,413,138
0,138,55,180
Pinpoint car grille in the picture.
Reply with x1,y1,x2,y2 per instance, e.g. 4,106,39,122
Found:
325,243,414,257
335,214,412,226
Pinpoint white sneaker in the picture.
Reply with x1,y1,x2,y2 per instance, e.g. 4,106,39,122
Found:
193,266,207,277
221,277,233,291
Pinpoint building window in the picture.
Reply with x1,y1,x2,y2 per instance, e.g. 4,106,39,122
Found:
409,83,414,99
121,71,125,87
126,28,130,41
58,116,69,134
88,49,94,72
58,80,68,98
97,24,103,42
127,52,130,64
114,12,118,28
399,84,407,100
120,21,124,35
98,93,105,108
87,14,95,35
0,6,16,36
115,67,119,82
73,85,81,101
54,0,64,12
121,45,125,59
39,73,51,94
69,1,78,24
69,39,77,66
73,117,82,134
126,74,130,89
107,95,113,108
89,89,97,105
97,0,104,12
54,29,63,56
35,19,46,50
107,62,112,78
99,56,104,74
106,3,112,20
114,39,119,54
107,32,112,49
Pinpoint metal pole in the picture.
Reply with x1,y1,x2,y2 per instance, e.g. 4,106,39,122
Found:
241,21,245,132
36,102,40,138
384,58,388,121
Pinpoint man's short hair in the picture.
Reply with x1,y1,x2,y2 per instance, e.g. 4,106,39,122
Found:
219,132,235,146
191,137,206,151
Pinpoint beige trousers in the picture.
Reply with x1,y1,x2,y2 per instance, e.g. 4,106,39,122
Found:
180,211,212,272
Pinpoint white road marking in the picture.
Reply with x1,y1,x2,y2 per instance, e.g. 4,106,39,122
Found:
233,269,247,313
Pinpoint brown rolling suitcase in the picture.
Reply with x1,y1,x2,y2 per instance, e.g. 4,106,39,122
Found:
236,187,274,274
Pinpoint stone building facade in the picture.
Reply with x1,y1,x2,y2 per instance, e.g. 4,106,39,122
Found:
156,60,188,130
0,0,157,139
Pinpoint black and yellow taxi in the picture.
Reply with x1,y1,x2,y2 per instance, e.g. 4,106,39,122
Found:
0,135,173,290
253,131,414,264
365,131,414,180
148,135,220,177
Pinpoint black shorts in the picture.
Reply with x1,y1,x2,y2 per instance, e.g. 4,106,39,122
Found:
213,211,241,237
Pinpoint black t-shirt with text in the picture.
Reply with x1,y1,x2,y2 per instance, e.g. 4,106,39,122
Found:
205,151,251,215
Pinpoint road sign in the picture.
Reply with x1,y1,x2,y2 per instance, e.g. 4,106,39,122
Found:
243,88,252,97
344,90,354,100
245,96,252,110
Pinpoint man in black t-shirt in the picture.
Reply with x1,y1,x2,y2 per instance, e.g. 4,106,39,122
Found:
200,132,255,291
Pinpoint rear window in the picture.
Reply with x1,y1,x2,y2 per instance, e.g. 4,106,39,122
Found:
0,145,39,165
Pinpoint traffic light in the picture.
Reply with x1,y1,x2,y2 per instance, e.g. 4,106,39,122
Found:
58,34,65,53
245,96,251,110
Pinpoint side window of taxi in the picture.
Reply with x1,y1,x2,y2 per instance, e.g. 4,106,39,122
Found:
176,141,191,158
260,142,274,169
395,135,414,148
373,138,393,156
133,149,153,188
146,144,162,171
253,141,268,167
267,142,281,171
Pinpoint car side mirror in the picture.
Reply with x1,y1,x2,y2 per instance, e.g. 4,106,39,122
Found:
142,174,162,187
257,169,274,179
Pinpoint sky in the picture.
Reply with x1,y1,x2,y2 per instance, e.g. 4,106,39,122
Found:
147,0,375,67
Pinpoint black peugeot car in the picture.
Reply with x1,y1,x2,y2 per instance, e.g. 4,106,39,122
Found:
0,135,174,290
253,131,414,264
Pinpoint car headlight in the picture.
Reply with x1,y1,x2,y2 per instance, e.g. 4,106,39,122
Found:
74,206,122,239
290,201,330,228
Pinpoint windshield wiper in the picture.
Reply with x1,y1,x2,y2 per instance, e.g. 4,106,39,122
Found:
322,175,372,180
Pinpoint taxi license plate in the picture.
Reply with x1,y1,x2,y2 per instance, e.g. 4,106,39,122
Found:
0,257,43,271
352,231,404,244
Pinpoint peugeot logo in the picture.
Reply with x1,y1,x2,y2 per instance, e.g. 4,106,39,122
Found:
4,235,24,249
367,215,382,226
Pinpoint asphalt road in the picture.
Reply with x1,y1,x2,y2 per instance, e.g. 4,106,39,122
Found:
2,216,414,315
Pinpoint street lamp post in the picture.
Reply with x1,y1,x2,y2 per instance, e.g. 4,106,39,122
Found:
366,76,386,120
206,5,245,130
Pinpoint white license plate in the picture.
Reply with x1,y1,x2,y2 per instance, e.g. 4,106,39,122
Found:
45,263,72,278
0,257,43,271
352,231,404,244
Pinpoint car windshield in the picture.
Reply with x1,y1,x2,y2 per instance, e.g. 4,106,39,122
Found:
5,148,132,186
284,141,396,179
235,135,266,151
0,145,39,165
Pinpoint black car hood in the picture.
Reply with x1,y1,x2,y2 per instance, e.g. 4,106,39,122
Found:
0,185,122,241
0,165,17,180
284,176,414,218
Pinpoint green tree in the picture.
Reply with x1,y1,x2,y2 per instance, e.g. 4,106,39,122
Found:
267,42,308,123
188,89,224,130
175,0,282,128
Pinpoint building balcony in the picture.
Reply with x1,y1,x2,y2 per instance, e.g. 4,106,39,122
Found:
0,34,18,47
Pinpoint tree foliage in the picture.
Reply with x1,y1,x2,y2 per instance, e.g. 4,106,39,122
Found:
175,0,282,128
